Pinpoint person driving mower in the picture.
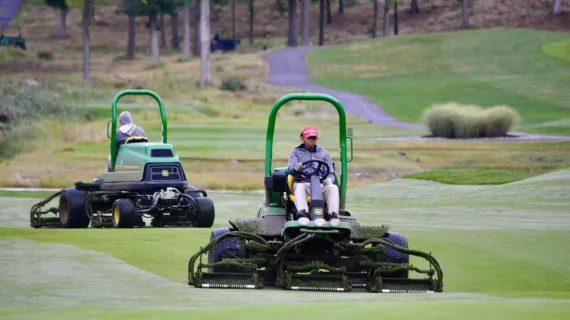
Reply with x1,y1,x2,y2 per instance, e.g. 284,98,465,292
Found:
287,126,339,220
106,111,147,172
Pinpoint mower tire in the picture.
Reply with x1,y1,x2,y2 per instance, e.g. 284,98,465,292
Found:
58,188,90,228
207,227,245,272
194,197,215,228
376,231,410,278
185,185,202,199
111,198,136,228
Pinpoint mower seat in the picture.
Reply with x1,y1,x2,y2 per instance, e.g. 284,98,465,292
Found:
287,174,310,203
124,136,148,144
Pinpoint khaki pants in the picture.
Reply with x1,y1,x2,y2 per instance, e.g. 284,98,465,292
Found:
292,181,339,215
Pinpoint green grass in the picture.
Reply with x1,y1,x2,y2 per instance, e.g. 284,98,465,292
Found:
0,190,56,198
1,169,570,318
306,28,570,135
542,39,570,62
1,300,569,320
404,168,535,185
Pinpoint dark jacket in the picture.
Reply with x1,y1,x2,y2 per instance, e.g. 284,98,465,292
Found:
287,143,335,183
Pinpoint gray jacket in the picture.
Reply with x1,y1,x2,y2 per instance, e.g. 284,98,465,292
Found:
287,144,335,183
112,126,147,155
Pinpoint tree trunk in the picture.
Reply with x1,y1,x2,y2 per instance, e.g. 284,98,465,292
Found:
160,13,166,47
182,0,191,57
326,0,332,24
338,0,343,14
193,1,201,56
150,14,160,64
462,0,469,29
552,0,561,15
90,0,95,19
57,7,68,38
383,0,390,36
372,0,378,38
410,0,419,15
126,0,136,59
82,0,91,85
318,0,324,45
248,0,254,45
200,0,212,88
287,0,297,46
301,0,310,45
394,1,398,35
171,14,180,49
232,0,236,39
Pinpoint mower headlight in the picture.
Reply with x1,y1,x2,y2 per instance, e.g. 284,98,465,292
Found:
298,217,310,226
329,218,341,227
314,218,326,227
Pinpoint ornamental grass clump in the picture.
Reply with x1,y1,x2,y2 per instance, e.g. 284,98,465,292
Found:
421,103,521,139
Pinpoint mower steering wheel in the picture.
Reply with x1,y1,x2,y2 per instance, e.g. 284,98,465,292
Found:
298,160,330,183
124,136,148,144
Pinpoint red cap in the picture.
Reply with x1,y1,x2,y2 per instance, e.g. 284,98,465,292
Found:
301,126,318,138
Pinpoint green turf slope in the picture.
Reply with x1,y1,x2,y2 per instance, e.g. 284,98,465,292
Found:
1,169,569,319
306,28,570,135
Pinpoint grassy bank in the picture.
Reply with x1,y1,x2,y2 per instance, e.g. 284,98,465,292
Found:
306,28,570,135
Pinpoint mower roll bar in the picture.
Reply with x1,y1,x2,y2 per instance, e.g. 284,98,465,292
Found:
108,89,168,171
264,93,352,210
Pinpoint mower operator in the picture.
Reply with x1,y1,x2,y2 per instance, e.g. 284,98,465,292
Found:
107,111,147,171
287,126,340,220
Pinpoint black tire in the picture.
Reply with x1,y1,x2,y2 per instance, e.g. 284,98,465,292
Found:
111,198,136,228
58,188,90,228
185,185,202,199
194,197,215,228
376,232,410,278
207,227,245,272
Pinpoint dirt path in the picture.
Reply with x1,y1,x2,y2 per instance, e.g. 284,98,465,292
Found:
263,46,570,142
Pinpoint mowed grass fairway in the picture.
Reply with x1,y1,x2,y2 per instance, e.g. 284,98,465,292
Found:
1,169,570,319
306,28,570,135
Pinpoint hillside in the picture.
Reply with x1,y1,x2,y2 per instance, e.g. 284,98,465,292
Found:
306,28,570,135
8,0,570,55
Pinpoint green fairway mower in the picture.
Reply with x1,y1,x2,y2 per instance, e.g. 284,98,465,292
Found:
30,89,215,229
187,93,443,293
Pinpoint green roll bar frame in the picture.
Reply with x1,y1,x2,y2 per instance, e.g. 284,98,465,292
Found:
264,93,353,210
107,89,168,171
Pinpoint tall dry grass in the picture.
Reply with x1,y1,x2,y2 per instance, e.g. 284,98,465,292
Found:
421,103,521,139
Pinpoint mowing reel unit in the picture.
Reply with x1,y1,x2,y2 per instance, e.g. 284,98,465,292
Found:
187,227,443,293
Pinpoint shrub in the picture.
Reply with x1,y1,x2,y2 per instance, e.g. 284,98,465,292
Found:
37,51,54,60
220,77,247,91
0,46,27,63
421,103,521,139
0,80,76,158
0,80,75,122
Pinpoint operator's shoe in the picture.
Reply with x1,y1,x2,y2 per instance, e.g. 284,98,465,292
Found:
295,209,309,220
330,212,339,219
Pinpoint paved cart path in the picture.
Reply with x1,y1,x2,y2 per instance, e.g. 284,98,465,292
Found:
264,46,423,129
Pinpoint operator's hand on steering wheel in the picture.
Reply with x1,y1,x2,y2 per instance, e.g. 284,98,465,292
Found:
297,160,331,183
323,178,332,185
295,162,304,172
